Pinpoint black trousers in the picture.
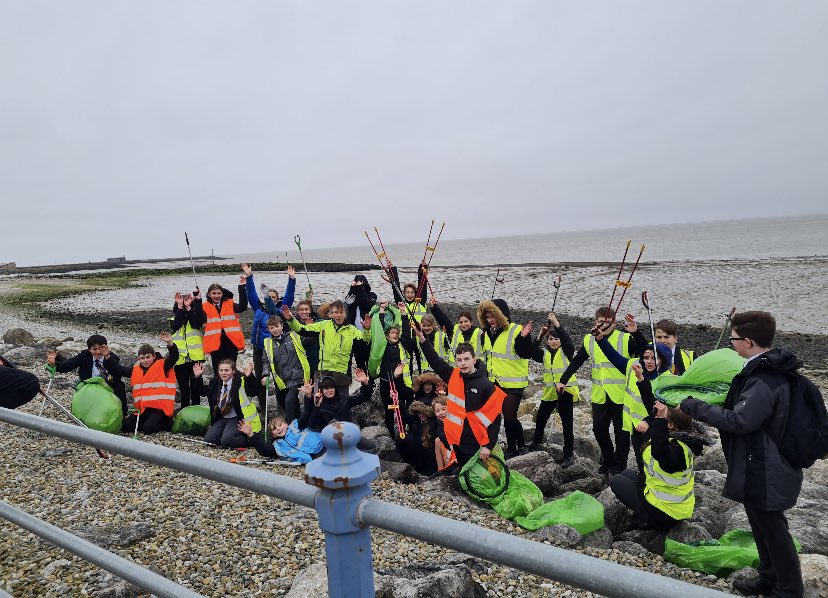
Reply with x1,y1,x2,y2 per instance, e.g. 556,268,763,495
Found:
503,391,525,452
592,400,630,468
209,335,240,374
631,430,646,473
744,505,804,598
275,386,301,424
353,339,370,372
174,362,201,408
610,469,678,531
252,347,266,402
534,392,574,458
396,435,437,476
121,408,173,435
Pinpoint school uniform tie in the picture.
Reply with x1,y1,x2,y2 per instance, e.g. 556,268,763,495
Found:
218,383,231,415
95,359,112,383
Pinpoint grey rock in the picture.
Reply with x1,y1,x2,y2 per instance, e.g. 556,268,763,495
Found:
618,529,666,555
74,523,155,549
372,436,402,462
595,487,636,536
39,448,73,458
380,460,420,484
285,562,327,598
440,552,487,573
37,336,64,348
506,450,553,474
96,567,164,598
361,425,391,441
800,554,828,598
582,526,614,549
611,540,654,558
558,457,597,484
559,475,604,497
693,470,738,538
531,462,563,496
726,566,759,588
694,445,728,474
376,563,486,598
528,524,583,548
726,498,828,557
666,520,713,545
3,328,35,346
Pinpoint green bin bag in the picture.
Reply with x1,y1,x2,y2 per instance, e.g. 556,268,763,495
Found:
653,348,746,406
664,529,801,577
71,377,123,433
515,490,605,535
459,447,544,520
367,304,402,379
172,405,211,436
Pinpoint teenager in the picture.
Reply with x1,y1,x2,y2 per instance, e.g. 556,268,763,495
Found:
170,291,204,408
121,333,179,435
376,319,416,438
297,371,375,435
194,359,262,448
46,334,130,415
654,319,695,375
345,274,377,372
0,354,39,409
293,299,321,375
262,316,309,424
193,280,248,373
411,371,443,406
431,299,485,362
238,415,323,464
397,400,439,475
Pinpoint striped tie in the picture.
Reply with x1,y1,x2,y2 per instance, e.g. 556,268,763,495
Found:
218,383,231,415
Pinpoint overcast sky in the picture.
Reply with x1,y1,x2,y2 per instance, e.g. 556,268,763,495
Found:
2,1,827,265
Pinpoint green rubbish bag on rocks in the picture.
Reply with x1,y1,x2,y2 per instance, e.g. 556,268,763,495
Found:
664,529,801,577
71,377,123,433
172,405,211,436
367,304,402,379
459,447,544,520
514,490,605,535
653,348,746,406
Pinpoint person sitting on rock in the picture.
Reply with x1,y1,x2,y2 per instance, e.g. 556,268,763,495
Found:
238,415,323,464
431,395,457,472
297,372,376,451
0,354,40,410
46,334,130,415
120,334,179,435
411,371,443,407
194,358,262,448
609,402,706,531
396,400,438,476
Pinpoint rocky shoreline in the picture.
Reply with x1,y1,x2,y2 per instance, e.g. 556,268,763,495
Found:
2,280,828,596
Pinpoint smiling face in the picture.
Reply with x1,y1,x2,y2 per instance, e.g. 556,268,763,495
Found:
218,363,235,382
485,312,498,328
458,315,473,332
433,402,447,421
267,321,283,337
421,381,434,394
386,328,399,343
88,343,106,360
297,303,311,321
321,385,337,399
404,285,416,302
455,350,476,374
420,320,434,335
270,420,289,438
329,307,345,326
208,288,224,303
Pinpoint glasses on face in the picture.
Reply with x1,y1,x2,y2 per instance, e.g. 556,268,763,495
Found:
729,337,747,343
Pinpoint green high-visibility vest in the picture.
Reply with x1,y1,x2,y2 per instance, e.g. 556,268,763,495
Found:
584,330,630,405
418,329,451,373
264,331,310,391
406,301,428,323
287,318,369,375
450,326,484,363
238,381,262,434
169,318,205,365
542,348,580,402
398,343,413,388
485,323,529,389
621,360,648,433
642,439,695,521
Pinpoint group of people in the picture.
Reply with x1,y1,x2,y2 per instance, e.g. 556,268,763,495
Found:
12,260,806,597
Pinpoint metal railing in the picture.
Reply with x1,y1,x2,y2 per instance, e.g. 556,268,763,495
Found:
0,407,731,598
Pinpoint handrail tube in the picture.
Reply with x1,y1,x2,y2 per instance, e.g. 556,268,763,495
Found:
0,588,11,598
358,498,730,598
0,501,204,598
0,408,317,508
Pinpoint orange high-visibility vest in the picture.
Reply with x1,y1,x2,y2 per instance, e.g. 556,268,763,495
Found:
443,368,506,447
131,359,177,417
202,300,245,353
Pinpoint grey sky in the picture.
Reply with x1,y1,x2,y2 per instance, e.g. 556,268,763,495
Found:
2,1,827,265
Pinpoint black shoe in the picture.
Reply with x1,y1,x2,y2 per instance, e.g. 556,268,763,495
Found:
731,576,775,596
504,448,519,459
608,464,625,475
598,463,611,474
559,455,575,469
527,441,544,452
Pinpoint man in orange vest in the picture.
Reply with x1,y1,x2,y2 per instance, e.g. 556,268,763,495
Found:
415,327,505,468
121,332,180,435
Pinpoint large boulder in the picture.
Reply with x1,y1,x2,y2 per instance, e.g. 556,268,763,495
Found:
371,436,402,462
528,524,583,548
72,523,154,549
380,460,420,484
800,554,828,598
582,526,615,549
693,470,738,539
617,529,666,555
361,426,391,441
3,328,35,346
666,520,713,545
595,487,636,536
505,451,562,495
726,497,828,557
694,445,728,474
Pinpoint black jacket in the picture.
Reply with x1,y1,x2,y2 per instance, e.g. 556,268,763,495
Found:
643,418,706,474
421,339,502,453
530,323,576,363
198,371,262,424
298,382,375,432
681,348,803,510
0,356,40,409
345,277,377,326
55,349,128,398
192,286,248,327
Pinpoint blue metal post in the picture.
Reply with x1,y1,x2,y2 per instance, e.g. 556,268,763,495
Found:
305,421,380,598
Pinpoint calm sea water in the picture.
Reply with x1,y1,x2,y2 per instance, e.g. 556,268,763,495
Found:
231,215,828,267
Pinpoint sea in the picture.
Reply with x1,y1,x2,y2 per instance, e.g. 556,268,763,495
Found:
43,215,828,334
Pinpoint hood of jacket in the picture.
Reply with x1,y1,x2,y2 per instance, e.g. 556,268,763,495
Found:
412,371,443,393
745,347,802,376
670,426,714,456
641,343,673,379
477,299,510,330
408,400,434,419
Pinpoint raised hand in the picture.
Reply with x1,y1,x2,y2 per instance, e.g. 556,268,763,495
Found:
429,296,437,307
46,350,57,366
192,362,204,378
237,420,253,437
520,321,533,337
286,265,295,279
361,314,372,330
653,401,669,419
397,301,407,311
299,380,313,396
241,263,253,276
183,294,193,308
548,313,560,328
281,305,294,320
631,362,644,382
623,313,637,333
393,363,404,378
239,275,247,285
175,292,184,308
100,344,111,359
354,368,369,385
243,362,254,377
158,331,173,344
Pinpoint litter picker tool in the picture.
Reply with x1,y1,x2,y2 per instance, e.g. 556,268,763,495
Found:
37,365,55,418
365,228,419,327
132,406,141,440
490,269,505,300
602,241,645,330
37,389,110,460
641,291,657,347
293,235,313,298
714,307,737,350
387,375,406,440
551,275,562,312
415,220,446,300
185,232,199,291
